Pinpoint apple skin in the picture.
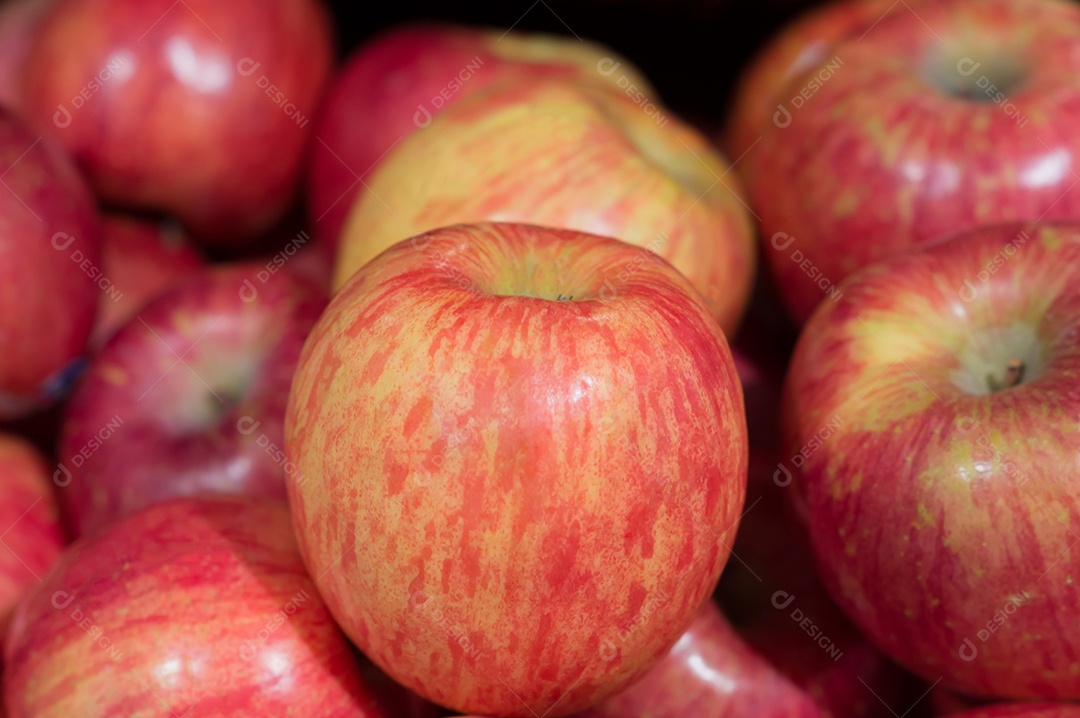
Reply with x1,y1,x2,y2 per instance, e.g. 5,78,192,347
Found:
0,433,64,640
332,80,756,333
742,0,1080,324
0,106,101,420
3,495,387,717
0,0,52,112
90,214,206,348
20,0,333,245
725,0,929,159
287,223,748,716
783,221,1080,698
57,263,325,538
307,23,654,251
575,600,823,718
951,706,1080,718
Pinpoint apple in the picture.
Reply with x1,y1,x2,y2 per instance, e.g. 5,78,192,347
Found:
90,214,206,348
4,495,386,716
575,600,824,717
719,450,905,718
57,263,325,538
287,222,748,716
307,23,655,251
332,79,756,334
0,0,52,112
725,0,930,159
740,0,1080,324
20,0,334,245
951,707,1080,718
0,433,64,640
0,106,101,420
783,221,1080,698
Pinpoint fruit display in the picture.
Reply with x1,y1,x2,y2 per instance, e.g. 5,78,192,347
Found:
1,0,1076,715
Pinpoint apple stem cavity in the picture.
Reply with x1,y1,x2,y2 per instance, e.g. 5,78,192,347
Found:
986,359,1025,393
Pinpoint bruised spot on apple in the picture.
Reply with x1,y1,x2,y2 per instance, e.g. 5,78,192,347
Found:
287,223,748,716
57,264,326,538
784,221,1080,699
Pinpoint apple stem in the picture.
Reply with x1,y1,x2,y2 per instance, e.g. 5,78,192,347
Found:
986,359,1025,392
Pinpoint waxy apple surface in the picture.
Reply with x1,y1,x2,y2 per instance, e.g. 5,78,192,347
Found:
577,600,823,718
4,496,386,717
0,433,64,639
308,23,654,250
58,264,325,537
0,106,100,419
744,0,1080,323
288,223,748,716
784,222,1080,698
21,0,333,244
725,0,930,159
332,80,756,333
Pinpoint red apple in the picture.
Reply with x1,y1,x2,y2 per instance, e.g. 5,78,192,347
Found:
783,221,1080,698
0,433,64,639
57,263,325,537
0,0,52,113
0,106,100,420
951,707,1080,718
725,0,930,159
21,0,334,245
308,23,655,251
576,600,824,717
91,214,206,348
741,0,1080,324
332,79,756,333
287,222,748,716
4,496,386,716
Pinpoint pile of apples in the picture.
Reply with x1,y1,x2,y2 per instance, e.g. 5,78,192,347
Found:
0,0,1078,716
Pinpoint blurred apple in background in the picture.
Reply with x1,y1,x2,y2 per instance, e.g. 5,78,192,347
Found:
0,107,100,420
91,214,206,348
0,0,51,112
741,0,1080,323
333,80,756,333
576,600,824,717
724,0,928,159
21,0,334,245
287,223,748,716
0,434,64,639
4,496,387,717
57,264,325,537
784,222,1080,698
308,23,655,251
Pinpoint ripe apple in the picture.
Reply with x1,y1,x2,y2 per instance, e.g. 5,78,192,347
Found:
0,106,100,420
725,0,929,159
57,263,325,537
21,0,333,245
0,433,64,640
783,221,1080,698
0,0,52,112
307,23,655,251
741,0,1080,324
576,600,824,717
91,214,206,348
332,80,756,333
4,496,386,717
287,222,748,716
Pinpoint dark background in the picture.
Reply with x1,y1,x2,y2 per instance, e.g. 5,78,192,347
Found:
323,0,820,130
